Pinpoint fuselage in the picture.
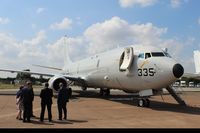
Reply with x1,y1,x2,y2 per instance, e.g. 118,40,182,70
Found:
65,45,184,92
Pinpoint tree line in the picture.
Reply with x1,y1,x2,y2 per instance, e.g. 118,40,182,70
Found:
0,69,49,85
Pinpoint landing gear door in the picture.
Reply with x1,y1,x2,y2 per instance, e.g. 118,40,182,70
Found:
119,47,134,71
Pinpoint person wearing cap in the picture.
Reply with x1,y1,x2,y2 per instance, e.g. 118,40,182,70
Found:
57,83,71,120
39,82,53,122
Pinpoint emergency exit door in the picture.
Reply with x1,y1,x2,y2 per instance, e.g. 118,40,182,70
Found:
119,47,134,71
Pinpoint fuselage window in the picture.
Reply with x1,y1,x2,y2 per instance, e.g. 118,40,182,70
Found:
151,52,165,57
145,53,151,59
138,53,144,59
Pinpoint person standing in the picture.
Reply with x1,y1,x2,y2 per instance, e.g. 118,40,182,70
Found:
16,85,24,120
39,82,53,122
57,83,71,120
21,81,33,122
30,84,36,118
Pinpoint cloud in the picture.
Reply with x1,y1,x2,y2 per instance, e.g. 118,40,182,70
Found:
22,30,46,46
0,31,52,77
82,17,192,72
50,18,73,30
17,30,47,62
0,17,181,63
0,17,10,24
170,0,181,8
0,33,25,73
0,30,85,71
0,16,193,77
0,33,19,58
119,0,189,8
45,37,87,66
25,17,178,62
170,0,189,8
119,0,157,8
36,8,46,14
0,31,47,64
84,16,167,54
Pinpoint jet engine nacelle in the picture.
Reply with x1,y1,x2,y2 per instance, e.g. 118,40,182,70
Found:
48,76,68,92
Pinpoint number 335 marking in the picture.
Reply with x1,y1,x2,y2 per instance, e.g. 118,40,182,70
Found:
138,68,155,77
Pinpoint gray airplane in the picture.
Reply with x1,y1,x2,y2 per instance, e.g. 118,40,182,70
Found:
0,37,186,107
182,50,200,79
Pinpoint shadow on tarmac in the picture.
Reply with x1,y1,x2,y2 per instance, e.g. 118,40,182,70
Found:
27,118,88,125
73,90,200,116
1,89,200,116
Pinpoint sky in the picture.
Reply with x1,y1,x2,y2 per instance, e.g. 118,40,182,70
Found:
0,0,200,78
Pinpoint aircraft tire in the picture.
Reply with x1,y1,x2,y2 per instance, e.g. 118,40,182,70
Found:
100,88,110,96
145,99,150,107
138,99,150,107
105,89,110,96
82,86,87,91
100,88,104,96
138,99,145,107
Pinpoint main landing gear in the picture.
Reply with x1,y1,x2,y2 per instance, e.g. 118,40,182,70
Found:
137,98,150,107
100,88,110,96
81,86,87,91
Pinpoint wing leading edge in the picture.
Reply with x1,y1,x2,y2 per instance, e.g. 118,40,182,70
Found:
0,68,86,85
0,69,54,77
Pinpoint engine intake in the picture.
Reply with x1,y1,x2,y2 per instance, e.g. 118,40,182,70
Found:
48,76,68,92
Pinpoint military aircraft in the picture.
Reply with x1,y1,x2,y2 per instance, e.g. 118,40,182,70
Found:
182,50,200,79
0,37,186,107
194,50,200,74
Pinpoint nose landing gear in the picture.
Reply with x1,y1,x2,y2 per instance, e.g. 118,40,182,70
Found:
138,98,150,107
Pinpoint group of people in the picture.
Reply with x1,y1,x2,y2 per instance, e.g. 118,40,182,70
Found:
16,81,72,123
16,81,35,122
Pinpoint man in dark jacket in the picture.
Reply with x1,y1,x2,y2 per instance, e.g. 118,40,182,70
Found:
21,81,34,122
40,82,53,122
30,85,35,118
57,83,71,120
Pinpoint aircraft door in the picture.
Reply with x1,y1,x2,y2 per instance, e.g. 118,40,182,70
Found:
119,47,134,71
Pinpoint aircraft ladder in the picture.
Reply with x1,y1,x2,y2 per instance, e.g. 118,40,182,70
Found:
166,86,186,106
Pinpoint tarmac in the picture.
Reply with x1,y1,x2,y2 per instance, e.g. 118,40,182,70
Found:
0,87,200,128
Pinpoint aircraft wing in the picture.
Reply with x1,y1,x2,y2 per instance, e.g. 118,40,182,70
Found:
64,75,86,85
0,69,54,77
183,50,200,80
182,73,200,80
0,68,87,85
32,64,63,71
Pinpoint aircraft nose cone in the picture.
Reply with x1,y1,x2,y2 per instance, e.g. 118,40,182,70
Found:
173,64,184,78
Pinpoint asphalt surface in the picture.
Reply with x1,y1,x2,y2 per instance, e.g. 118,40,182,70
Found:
0,88,200,128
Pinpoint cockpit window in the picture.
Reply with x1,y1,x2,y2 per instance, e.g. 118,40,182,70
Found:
138,53,145,59
145,53,151,59
151,52,165,57
138,52,170,59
